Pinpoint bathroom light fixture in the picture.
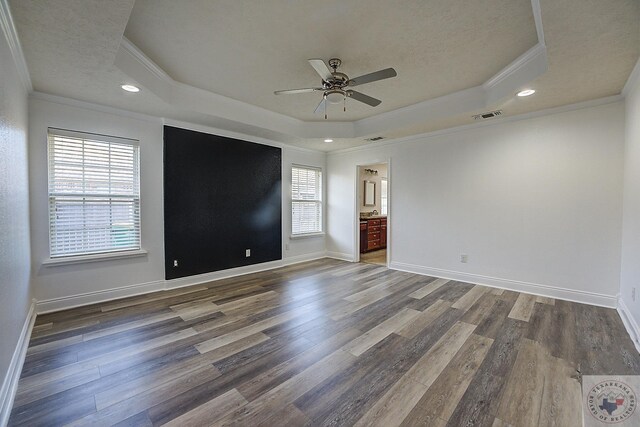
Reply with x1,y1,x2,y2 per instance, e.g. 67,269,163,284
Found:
517,89,535,97
121,84,140,93
324,139,334,143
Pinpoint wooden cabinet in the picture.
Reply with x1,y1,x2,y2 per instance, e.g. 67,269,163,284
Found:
360,217,387,253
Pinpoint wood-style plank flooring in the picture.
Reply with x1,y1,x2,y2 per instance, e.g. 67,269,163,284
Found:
359,249,386,266
9,259,640,426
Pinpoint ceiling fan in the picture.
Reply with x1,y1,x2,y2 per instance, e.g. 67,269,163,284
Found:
274,58,397,119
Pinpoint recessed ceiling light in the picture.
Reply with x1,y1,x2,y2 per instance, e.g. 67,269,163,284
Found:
121,84,140,93
324,139,334,143
517,89,535,97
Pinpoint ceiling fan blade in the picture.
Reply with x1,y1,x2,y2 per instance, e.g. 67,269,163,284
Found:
314,97,327,114
349,68,397,87
347,90,382,107
274,87,322,95
308,59,333,81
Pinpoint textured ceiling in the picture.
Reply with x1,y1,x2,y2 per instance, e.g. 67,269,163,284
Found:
124,0,537,121
302,0,640,152
8,0,640,152
9,0,133,85
8,0,176,119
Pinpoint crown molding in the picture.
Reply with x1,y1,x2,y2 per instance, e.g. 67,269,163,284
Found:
115,37,344,139
119,37,172,83
622,57,640,98
483,44,545,90
482,43,548,105
29,91,325,154
114,0,548,143
30,91,162,123
116,36,547,141
328,94,623,156
531,0,545,46
480,0,547,103
162,118,324,154
0,0,32,92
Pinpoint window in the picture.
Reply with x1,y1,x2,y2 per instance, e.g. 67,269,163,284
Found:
48,128,141,258
291,165,322,235
381,178,388,215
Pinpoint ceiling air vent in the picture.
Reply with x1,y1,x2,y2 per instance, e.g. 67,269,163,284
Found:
472,110,503,120
365,136,385,142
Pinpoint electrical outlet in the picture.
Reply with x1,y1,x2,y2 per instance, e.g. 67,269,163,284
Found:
285,243,290,251
633,287,636,302
460,254,468,263
173,260,178,267
246,249,251,257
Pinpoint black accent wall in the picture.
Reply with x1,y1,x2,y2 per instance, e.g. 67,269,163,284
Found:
163,126,282,280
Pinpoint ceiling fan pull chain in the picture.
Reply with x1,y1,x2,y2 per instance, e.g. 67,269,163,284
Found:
325,94,328,120
274,59,396,116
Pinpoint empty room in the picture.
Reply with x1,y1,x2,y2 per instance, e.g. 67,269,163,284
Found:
1,0,640,426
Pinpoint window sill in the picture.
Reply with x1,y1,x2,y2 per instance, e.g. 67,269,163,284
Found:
290,232,325,240
43,249,148,267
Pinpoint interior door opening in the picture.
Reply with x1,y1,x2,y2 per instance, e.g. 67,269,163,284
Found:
356,162,389,267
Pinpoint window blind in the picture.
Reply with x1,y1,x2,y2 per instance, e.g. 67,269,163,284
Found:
47,129,141,257
292,166,322,235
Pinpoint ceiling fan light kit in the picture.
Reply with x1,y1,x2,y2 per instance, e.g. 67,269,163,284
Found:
274,58,397,119
325,90,344,104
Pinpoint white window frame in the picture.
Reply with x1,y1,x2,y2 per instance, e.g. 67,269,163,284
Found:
46,128,143,263
381,177,388,216
291,165,323,237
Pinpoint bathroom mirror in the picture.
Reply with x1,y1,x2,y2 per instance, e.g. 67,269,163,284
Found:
364,181,376,206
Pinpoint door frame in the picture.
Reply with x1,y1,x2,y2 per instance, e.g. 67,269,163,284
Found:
353,158,391,267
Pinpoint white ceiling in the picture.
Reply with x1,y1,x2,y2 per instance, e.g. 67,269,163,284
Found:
124,0,537,122
8,0,640,151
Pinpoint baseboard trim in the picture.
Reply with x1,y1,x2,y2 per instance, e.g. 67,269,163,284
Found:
35,252,328,314
164,252,328,291
0,299,36,426
35,280,166,314
617,297,640,354
326,251,355,262
389,261,618,308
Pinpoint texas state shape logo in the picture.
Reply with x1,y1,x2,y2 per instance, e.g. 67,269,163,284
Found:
587,380,636,424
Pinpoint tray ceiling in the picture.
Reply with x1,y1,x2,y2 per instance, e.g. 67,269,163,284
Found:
7,0,640,151
124,0,537,121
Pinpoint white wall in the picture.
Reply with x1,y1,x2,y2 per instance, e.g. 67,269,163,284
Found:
0,15,32,420
358,163,387,214
283,147,327,256
28,96,325,310
620,61,640,344
328,101,626,306
29,98,165,305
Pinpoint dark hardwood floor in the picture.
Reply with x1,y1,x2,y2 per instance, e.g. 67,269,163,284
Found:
9,259,640,426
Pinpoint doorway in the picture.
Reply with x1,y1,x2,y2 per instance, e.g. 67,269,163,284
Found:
356,162,389,267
